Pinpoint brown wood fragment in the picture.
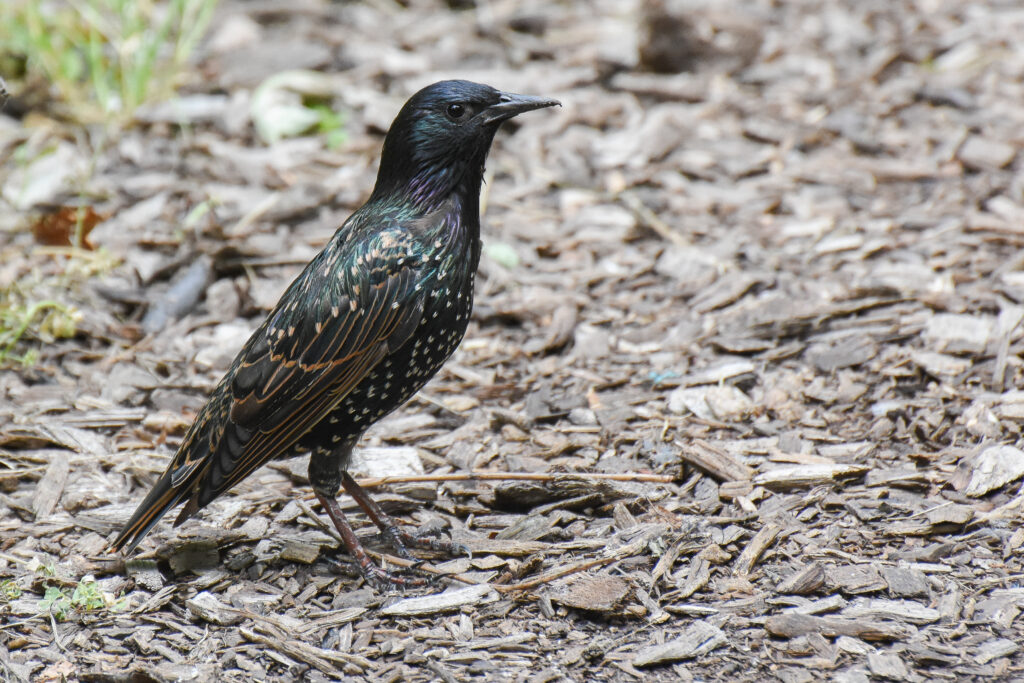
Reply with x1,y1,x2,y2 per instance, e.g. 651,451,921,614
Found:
842,598,939,624
961,445,1024,497
826,565,888,595
678,557,711,599
186,591,244,626
679,439,754,482
867,652,908,680
975,638,1019,664
879,566,929,598
32,455,70,520
496,554,622,593
549,573,630,612
278,538,322,564
355,471,676,489
765,613,914,641
380,584,497,617
240,626,370,675
650,536,687,585
776,562,826,595
925,503,974,525
734,522,782,575
753,463,868,489
525,303,578,355
719,480,753,499
633,620,727,667
141,255,214,334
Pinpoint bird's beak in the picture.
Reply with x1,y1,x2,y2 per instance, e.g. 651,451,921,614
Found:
480,91,561,125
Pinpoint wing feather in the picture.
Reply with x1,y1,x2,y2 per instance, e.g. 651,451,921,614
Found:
155,228,427,523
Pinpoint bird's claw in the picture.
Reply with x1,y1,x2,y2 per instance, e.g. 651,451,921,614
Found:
322,551,431,589
362,563,431,590
398,527,470,558
380,530,416,560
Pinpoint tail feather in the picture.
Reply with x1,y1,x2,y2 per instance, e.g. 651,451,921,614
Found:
110,471,190,553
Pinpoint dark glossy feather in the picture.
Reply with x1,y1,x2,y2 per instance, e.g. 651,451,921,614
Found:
113,222,433,550
112,80,559,555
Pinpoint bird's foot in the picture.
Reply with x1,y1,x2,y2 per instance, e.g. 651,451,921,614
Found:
340,472,471,560
321,551,432,589
316,490,439,589
391,526,472,560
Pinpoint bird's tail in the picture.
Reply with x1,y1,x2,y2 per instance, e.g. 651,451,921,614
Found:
109,469,189,553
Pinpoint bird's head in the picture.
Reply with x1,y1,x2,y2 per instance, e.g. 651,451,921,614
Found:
371,80,559,208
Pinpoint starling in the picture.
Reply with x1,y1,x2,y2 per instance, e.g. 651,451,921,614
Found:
112,80,559,585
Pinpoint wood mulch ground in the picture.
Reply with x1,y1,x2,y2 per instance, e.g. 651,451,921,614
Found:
3,0,1024,680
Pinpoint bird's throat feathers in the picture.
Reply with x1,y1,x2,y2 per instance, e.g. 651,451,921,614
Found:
370,113,496,215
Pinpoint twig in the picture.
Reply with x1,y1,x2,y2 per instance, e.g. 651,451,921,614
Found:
353,471,677,489
295,499,341,541
364,550,483,587
493,555,620,593
619,192,689,247
48,611,70,655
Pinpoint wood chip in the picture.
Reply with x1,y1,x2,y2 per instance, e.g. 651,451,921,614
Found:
349,446,424,478
867,652,908,680
879,566,929,598
380,584,498,617
826,565,888,595
186,591,244,626
776,562,826,595
765,613,914,641
962,445,1024,497
678,439,755,482
278,538,322,564
975,637,1019,664
549,573,631,612
32,455,69,520
733,522,782,575
754,463,868,489
842,598,940,624
632,620,727,667
958,135,1017,170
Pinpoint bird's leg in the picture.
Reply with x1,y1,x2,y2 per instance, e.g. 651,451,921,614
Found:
310,447,427,588
341,472,471,558
314,492,428,588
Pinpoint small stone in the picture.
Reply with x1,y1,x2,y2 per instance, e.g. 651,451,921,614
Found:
958,135,1017,170
567,407,598,425
703,385,754,420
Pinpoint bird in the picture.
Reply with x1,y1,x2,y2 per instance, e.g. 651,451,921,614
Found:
111,80,559,586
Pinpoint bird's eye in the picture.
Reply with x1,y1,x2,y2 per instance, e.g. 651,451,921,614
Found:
445,103,467,121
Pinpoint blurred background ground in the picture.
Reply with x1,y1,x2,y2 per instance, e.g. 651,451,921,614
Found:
2,0,1024,680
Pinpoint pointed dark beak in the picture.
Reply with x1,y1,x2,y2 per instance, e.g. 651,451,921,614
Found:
481,91,561,125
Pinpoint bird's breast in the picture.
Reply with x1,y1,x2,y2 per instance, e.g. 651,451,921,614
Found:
303,260,476,448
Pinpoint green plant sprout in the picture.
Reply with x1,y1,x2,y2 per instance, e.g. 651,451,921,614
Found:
1,0,218,122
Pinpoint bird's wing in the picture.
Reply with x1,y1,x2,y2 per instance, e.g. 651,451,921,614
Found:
173,228,427,509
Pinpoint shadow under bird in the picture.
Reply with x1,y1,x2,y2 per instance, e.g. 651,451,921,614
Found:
112,80,559,585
